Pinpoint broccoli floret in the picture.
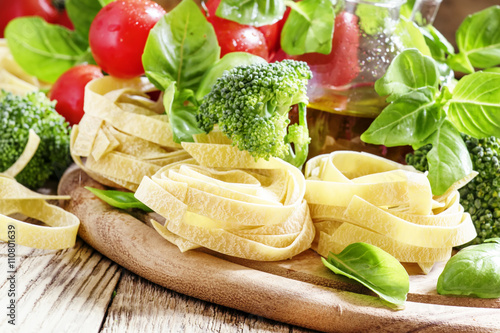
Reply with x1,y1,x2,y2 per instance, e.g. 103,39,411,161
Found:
0,90,71,188
406,135,500,244
197,59,312,169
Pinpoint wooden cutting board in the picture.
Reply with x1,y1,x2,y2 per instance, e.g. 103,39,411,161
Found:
57,166,500,333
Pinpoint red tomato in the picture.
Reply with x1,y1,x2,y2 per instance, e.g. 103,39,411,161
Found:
204,0,269,61
54,9,74,30
212,19,269,60
48,65,103,126
89,0,166,79
257,7,290,60
0,0,60,37
297,11,360,87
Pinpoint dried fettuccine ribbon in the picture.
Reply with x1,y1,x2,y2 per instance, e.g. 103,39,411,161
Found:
0,131,79,250
0,39,48,95
70,76,190,191
135,138,314,261
305,151,477,274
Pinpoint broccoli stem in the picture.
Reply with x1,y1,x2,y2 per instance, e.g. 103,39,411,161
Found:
284,103,309,169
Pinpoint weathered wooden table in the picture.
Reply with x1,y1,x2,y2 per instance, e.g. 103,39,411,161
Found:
0,239,312,333
2,168,499,333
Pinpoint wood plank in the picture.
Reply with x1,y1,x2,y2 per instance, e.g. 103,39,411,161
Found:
59,168,500,333
0,239,121,333
101,270,314,333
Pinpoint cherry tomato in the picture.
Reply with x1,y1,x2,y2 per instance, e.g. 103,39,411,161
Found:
204,0,269,61
89,0,166,79
48,65,103,126
296,11,360,87
257,7,290,60
54,9,74,30
0,0,61,37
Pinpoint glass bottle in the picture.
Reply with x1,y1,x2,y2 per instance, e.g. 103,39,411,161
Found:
299,0,409,160
410,0,443,27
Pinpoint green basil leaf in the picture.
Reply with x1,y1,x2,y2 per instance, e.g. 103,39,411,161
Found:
447,72,500,138
394,17,432,58
437,240,500,298
447,52,474,75
85,187,153,212
447,6,500,73
5,17,89,83
216,0,286,27
66,0,103,41
361,88,440,147
281,0,335,55
322,242,409,308
421,25,455,61
425,120,473,196
375,49,439,102
98,0,115,6
142,0,220,91
163,84,203,143
400,0,416,19
195,52,267,101
484,67,500,74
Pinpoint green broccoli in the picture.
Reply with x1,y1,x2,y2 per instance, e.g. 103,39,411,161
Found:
197,59,312,169
0,90,71,188
406,135,500,245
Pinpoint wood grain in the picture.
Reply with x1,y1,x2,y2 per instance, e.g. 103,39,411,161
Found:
59,167,500,333
0,239,121,333
102,269,314,333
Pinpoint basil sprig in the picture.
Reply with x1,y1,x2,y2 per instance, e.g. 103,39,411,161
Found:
447,6,500,74
360,48,500,195
322,242,410,309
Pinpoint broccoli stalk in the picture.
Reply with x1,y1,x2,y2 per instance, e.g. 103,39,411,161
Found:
406,135,500,245
284,103,311,168
197,60,312,169
0,90,71,188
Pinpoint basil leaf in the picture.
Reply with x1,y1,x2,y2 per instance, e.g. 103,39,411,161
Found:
85,187,153,212
322,242,409,308
447,6,500,73
485,67,500,74
217,0,286,27
375,49,439,102
195,52,267,101
361,88,441,147
163,84,203,143
394,18,432,58
425,120,472,196
281,0,335,55
66,0,103,41
437,239,500,298
5,17,89,83
447,72,500,138
142,0,220,91
421,25,455,61
400,0,416,19
98,0,115,6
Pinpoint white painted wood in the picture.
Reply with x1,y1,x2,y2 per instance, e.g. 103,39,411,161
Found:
101,270,313,333
0,239,121,333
